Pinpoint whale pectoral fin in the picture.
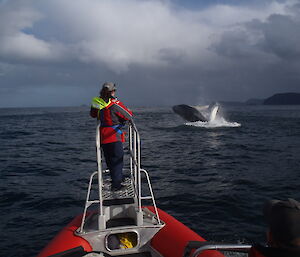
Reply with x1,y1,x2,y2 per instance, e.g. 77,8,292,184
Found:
209,105,219,122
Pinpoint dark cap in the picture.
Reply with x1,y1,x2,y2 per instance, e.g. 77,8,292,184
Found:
264,198,300,246
102,82,116,92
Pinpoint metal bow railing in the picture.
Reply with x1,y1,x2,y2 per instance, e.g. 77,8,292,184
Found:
79,120,161,233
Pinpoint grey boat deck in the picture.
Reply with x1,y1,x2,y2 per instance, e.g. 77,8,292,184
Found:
102,177,135,200
101,176,136,206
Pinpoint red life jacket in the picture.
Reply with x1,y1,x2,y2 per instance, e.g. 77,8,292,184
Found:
90,98,133,144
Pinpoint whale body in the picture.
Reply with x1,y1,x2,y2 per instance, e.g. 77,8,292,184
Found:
172,104,219,122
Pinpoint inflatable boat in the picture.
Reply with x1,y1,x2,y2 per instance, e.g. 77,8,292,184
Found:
37,122,251,257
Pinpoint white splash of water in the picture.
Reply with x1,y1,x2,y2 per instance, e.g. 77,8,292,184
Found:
185,117,241,128
209,105,219,122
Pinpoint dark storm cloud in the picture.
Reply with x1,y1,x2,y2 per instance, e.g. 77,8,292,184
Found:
258,14,300,60
206,1,300,101
0,0,299,107
216,12,300,61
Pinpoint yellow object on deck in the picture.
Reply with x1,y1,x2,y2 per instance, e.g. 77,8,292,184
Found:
118,233,137,249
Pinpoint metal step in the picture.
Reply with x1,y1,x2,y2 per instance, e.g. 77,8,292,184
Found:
102,177,136,203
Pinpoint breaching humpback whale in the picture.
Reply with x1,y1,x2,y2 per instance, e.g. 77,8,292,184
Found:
172,104,219,122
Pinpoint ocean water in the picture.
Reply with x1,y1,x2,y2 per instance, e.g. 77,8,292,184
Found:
1,105,300,257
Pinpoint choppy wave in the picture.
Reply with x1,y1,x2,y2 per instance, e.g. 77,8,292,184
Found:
185,117,241,128
1,105,300,257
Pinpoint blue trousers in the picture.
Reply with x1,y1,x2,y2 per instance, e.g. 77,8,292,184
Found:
101,141,124,188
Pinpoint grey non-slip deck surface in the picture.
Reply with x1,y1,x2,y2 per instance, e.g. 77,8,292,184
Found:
102,177,136,200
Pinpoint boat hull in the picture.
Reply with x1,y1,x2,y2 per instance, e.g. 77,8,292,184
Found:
37,214,92,257
147,207,223,257
38,207,223,257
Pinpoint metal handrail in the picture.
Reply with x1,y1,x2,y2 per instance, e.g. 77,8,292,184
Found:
95,123,104,228
127,122,160,222
128,122,142,212
191,244,251,257
79,120,161,232
140,169,161,224
79,171,98,233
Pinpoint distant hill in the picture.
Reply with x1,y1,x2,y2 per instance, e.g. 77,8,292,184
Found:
264,93,300,105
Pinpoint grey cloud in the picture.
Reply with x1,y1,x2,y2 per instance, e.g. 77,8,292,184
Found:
0,0,40,35
0,0,67,62
259,14,300,60
0,0,300,107
212,29,264,60
208,2,300,99
214,4,300,62
158,48,186,64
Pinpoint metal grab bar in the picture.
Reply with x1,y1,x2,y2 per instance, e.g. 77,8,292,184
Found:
79,171,97,233
127,122,160,224
191,244,251,257
127,121,141,208
140,169,161,224
126,121,162,224
95,123,104,229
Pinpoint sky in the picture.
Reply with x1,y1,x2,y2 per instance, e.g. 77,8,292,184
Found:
0,0,300,107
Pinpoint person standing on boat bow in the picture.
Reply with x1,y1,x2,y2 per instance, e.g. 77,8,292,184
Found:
90,82,133,191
